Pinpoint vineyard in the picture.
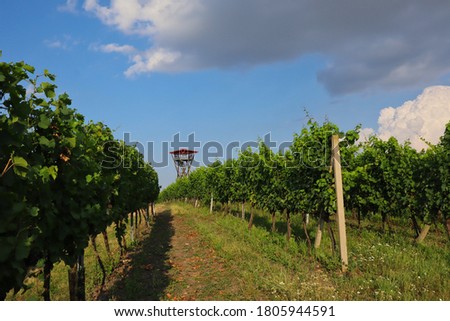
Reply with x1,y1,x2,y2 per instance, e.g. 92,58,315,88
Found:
157,121,450,300
1,54,450,301
160,119,450,244
0,55,159,300
158,202,448,301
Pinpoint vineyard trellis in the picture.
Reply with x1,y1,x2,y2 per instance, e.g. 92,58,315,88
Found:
0,55,159,300
160,118,450,268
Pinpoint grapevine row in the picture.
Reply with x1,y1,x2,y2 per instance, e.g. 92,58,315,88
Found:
0,55,159,300
160,118,450,247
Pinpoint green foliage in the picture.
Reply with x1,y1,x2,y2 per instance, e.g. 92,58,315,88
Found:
160,118,360,222
347,132,450,231
159,114,450,247
0,56,159,299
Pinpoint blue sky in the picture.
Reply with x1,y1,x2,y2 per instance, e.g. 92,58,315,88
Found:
2,1,450,187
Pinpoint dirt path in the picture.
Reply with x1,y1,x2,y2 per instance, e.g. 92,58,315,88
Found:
162,208,241,300
96,205,237,300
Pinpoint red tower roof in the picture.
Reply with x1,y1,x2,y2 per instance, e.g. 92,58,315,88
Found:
169,149,198,155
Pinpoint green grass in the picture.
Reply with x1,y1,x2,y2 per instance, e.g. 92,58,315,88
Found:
6,216,149,301
171,202,450,301
338,229,449,300
171,203,337,300
7,202,449,301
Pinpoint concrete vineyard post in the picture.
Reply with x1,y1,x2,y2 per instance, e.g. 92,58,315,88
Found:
331,134,349,272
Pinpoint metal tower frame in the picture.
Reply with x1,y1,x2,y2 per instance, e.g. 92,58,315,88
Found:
169,149,198,179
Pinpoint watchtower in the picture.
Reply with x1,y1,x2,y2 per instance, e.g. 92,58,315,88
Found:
169,149,198,179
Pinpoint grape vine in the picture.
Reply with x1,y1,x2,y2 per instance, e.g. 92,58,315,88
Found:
159,118,450,252
0,54,159,300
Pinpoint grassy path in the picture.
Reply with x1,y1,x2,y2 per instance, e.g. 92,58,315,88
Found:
162,207,246,300
96,202,449,301
97,203,335,300
7,202,447,300
96,204,259,300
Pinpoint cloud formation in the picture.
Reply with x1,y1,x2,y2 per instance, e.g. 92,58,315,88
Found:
44,35,79,50
373,86,450,150
124,48,182,77
93,43,136,54
83,0,450,94
58,0,78,13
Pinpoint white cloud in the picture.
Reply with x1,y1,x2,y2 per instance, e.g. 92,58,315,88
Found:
45,40,67,50
44,35,79,50
90,43,185,76
124,48,182,77
371,86,450,150
58,0,78,13
356,127,375,144
94,43,136,54
83,0,201,36
82,0,450,93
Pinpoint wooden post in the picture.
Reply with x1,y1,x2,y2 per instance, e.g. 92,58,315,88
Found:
331,135,348,272
210,192,214,214
130,212,135,243
314,216,324,249
415,224,431,243
76,252,86,301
